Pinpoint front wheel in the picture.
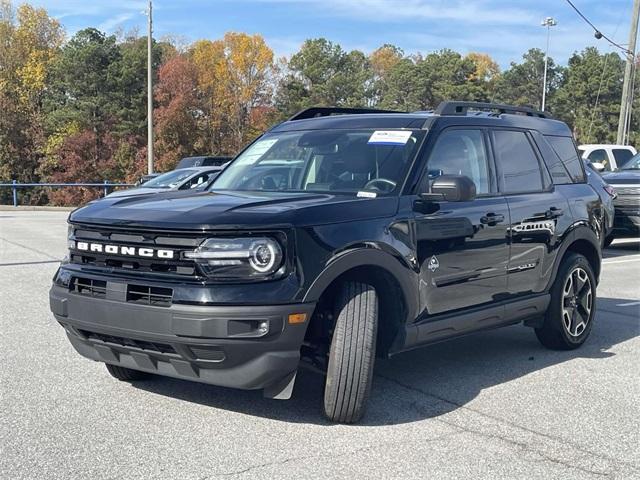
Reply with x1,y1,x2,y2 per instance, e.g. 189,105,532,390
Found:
535,253,596,350
323,281,378,424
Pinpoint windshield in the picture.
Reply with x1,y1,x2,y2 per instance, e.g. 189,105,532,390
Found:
142,169,197,188
211,129,424,195
621,153,640,170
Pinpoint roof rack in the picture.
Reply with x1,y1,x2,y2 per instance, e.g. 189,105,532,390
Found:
288,107,401,122
434,101,551,119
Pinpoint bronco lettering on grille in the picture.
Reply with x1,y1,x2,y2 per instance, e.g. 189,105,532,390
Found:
74,242,174,259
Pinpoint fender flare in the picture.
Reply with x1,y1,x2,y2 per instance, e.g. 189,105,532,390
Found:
546,223,601,291
302,247,419,323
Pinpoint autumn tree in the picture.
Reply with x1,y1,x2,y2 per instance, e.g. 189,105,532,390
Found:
0,1,63,203
154,55,201,171
191,32,275,154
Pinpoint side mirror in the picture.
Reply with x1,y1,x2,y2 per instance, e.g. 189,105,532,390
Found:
420,175,477,202
590,162,605,173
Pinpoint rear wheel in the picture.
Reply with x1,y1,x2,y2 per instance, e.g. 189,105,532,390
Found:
105,363,150,381
535,253,596,350
323,281,378,424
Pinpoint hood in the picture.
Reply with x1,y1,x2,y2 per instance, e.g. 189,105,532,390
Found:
106,187,172,198
70,189,399,230
602,170,640,185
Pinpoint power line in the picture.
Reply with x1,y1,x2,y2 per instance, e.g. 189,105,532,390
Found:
563,0,633,56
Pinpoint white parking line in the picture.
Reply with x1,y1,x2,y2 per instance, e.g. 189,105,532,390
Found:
602,257,640,265
616,301,640,307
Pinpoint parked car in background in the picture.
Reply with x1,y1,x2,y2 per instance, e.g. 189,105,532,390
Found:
584,159,616,247
602,153,640,244
109,167,223,198
176,156,232,169
136,173,160,185
578,144,637,172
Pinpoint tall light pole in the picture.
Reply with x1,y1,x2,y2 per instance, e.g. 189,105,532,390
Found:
541,17,557,112
616,0,639,145
146,0,154,174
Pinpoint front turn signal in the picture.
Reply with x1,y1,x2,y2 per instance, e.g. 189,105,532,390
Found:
288,313,307,324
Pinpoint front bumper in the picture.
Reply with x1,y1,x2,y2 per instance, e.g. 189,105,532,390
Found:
612,205,640,236
49,279,315,394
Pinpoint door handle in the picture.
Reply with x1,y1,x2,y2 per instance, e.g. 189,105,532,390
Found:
545,207,564,219
480,213,505,225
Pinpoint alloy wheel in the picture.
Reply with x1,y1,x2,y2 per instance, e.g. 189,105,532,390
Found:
562,267,593,337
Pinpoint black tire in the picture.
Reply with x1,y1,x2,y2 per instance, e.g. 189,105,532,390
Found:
535,253,596,350
323,281,378,424
105,363,150,381
603,234,614,248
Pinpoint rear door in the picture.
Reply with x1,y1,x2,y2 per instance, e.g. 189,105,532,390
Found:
490,129,570,298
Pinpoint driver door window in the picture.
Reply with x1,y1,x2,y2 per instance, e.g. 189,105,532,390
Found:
425,129,491,194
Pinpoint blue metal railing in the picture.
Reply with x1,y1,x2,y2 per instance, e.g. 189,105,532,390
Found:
0,180,134,207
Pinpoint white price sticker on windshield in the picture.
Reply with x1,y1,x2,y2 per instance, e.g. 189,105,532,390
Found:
236,138,279,165
368,130,412,145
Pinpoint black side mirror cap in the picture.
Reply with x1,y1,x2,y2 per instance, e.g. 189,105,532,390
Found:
421,175,477,202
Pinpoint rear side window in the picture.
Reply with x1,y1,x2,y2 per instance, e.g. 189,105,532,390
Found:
492,130,543,194
531,132,572,184
613,149,634,167
547,136,586,182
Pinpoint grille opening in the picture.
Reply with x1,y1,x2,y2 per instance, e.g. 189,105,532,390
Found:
80,330,176,354
189,346,225,362
72,277,107,298
126,284,173,307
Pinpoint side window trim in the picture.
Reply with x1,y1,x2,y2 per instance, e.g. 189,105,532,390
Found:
489,128,547,196
414,126,498,197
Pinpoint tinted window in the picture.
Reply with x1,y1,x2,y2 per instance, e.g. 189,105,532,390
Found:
532,132,572,184
493,130,543,193
546,137,587,181
587,148,609,166
612,149,634,167
426,129,490,194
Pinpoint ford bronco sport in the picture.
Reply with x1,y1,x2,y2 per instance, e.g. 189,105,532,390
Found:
50,102,603,423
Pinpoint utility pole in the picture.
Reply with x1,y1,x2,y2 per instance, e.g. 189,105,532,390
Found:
147,0,154,174
617,0,639,145
541,17,557,112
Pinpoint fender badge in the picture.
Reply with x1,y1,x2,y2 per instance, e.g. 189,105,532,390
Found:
428,255,440,272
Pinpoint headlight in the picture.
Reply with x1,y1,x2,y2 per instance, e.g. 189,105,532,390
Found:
184,237,284,279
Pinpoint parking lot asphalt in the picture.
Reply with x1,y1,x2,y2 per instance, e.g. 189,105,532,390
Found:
1,210,639,480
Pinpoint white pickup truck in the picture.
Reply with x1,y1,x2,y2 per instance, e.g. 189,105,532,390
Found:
578,144,637,172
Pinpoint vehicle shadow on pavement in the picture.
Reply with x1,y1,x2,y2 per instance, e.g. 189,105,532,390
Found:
130,296,639,426
603,240,640,258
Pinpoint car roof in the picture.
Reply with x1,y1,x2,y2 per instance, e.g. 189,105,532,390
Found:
579,144,636,149
270,102,572,137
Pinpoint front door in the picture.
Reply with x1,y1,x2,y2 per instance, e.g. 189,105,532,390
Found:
413,128,510,316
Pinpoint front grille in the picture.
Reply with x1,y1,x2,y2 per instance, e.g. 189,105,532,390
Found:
614,196,640,208
69,225,205,277
189,346,225,362
72,277,107,298
79,330,177,355
126,284,173,307
612,186,640,196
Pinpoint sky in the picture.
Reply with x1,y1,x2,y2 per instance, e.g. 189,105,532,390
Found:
28,0,638,67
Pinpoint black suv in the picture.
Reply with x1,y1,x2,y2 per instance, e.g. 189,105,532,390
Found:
50,102,603,423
